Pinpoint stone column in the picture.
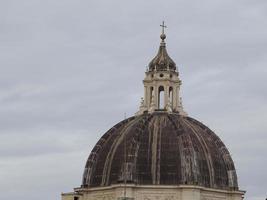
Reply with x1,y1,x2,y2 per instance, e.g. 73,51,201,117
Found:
147,86,151,108
154,85,159,109
173,85,177,110
176,86,180,110
164,85,169,109
144,86,148,107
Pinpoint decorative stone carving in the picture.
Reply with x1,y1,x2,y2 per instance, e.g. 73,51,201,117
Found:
177,97,187,116
136,97,147,115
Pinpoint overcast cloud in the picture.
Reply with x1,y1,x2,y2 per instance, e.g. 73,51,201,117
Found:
0,1,266,200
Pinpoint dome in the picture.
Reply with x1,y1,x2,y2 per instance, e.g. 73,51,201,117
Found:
148,42,176,72
62,24,245,200
82,112,238,191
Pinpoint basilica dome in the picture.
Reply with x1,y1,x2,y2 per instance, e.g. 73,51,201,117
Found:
62,23,244,200
82,112,238,191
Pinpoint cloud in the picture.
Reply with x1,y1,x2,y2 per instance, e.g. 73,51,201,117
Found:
0,0,266,200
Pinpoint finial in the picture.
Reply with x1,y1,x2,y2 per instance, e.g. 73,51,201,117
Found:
178,97,188,116
160,21,167,41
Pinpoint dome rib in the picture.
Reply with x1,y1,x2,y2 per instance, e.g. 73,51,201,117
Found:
101,116,142,186
82,116,135,186
148,41,176,72
82,112,239,191
180,117,215,187
127,115,153,183
189,118,237,189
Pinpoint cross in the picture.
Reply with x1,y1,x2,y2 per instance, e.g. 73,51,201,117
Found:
160,21,167,34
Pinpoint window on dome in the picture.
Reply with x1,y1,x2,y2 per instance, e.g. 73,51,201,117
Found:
169,87,173,105
158,86,164,109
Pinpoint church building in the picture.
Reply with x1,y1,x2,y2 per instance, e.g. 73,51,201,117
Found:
62,23,245,200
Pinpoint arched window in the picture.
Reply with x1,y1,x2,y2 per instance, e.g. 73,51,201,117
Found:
169,87,173,106
158,86,164,109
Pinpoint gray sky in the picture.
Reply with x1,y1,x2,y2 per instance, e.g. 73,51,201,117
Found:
0,0,266,200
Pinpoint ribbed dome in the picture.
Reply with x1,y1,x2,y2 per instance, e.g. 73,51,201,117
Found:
82,112,238,190
148,41,176,72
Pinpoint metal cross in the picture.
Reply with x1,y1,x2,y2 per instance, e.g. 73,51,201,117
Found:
160,21,167,34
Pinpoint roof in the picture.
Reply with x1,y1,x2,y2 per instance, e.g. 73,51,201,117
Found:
148,34,176,72
82,112,238,190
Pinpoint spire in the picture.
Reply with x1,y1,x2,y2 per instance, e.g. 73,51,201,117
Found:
135,23,187,116
160,21,167,42
148,22,176,72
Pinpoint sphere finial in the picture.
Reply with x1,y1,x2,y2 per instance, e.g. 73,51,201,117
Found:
160,33,166,40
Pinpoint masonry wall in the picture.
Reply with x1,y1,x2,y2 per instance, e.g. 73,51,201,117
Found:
62,185,244,200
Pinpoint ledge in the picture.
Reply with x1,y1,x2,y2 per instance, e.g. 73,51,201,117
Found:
74,184,245,195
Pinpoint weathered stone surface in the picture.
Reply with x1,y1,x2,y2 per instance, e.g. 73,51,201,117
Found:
82,112,238,190
148,40,176,72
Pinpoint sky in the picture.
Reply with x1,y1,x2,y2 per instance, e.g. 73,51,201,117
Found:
0,0,267,200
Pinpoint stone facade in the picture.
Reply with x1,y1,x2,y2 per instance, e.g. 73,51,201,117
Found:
142,70,182,113
62,185,244,200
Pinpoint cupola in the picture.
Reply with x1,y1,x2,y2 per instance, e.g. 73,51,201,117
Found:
136,21,186,115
